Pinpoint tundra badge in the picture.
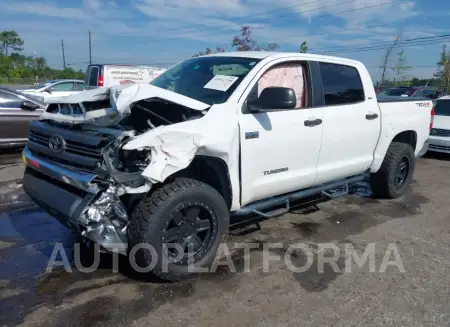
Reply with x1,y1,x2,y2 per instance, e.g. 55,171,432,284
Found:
245,131,259,139
264,167,289,176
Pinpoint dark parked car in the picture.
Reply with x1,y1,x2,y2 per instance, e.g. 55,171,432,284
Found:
0,87,45,149
378,86,444,100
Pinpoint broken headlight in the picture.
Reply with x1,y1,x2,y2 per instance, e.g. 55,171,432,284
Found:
116,149,150,173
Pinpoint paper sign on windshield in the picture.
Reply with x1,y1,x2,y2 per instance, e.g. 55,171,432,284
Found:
204,75,239,92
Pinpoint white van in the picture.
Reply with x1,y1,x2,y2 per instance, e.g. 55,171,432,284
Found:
84,64,166,89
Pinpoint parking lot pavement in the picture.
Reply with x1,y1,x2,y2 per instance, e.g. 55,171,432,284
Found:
1,154,450,327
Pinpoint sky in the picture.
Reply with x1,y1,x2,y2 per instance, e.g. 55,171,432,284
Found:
1,0,449,81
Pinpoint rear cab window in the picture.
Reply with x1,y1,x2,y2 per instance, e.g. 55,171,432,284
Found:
434,99,450,116
319,62,365,105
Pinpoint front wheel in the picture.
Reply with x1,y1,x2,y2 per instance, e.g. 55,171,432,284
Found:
370,142,415,199
127,178,229,281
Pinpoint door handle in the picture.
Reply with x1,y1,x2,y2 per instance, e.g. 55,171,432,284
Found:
366,113,379,120
304,118,322,127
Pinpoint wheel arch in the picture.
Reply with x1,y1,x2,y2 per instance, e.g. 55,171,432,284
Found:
370,130,417,173
171,155,233,209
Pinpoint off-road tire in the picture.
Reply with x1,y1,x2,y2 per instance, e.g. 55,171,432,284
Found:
127,178,229,282
370,142,415,199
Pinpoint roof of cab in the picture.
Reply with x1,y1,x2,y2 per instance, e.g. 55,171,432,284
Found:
204,51,363,66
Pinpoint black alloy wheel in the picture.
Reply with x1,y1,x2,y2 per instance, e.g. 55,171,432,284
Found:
162,202,218,265
395,156,410,190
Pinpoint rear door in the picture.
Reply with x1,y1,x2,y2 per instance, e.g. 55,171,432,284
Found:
314,62,381,184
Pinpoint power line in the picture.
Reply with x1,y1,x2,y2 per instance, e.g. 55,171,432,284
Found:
160,0,325,33
90,0,407,44
86,36,450,68
187,0,408,41
321,36,450,54
164,0,363,37
315,34,450,53
3,33,448,69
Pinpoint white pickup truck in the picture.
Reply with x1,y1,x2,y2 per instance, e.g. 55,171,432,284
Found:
21,52,433,281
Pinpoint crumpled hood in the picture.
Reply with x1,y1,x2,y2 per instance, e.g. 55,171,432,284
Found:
40,84,210,125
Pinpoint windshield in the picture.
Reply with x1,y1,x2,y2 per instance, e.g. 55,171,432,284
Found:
434,99,450,116
150,56,261,105
381,88,414,97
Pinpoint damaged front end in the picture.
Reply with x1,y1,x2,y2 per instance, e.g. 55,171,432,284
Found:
81,186,129,254
23,83,210,254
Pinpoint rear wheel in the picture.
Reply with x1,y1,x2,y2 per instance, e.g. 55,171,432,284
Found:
127,178,229,281
370,142,415,199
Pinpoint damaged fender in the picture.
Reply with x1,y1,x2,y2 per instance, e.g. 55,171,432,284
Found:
121,102,241,211
122,126,203,183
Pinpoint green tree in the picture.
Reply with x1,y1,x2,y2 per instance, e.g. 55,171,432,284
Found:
434,44,450,93
300,41,308,53
193,25,279,56
392,50,411,85
0,30,86,83
0,30,24,57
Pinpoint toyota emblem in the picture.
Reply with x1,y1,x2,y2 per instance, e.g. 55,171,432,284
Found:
48,134,66,153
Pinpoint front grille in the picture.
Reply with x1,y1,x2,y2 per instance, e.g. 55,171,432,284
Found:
430,128,450,137
29,130,103,159
26,120,116,174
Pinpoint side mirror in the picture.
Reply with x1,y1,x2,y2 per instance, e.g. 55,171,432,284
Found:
248,87,297,111
20,100,39,111
45,88,52,94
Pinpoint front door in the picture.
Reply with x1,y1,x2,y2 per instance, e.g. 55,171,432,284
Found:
238,61,324,206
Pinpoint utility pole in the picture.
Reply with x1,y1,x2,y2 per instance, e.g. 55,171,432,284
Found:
61,39,66,69
88,30,92,65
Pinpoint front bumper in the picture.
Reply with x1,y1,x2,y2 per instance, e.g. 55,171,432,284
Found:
22,147,128,254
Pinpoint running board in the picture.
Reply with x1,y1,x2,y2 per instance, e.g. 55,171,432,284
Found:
253,200,290,219
321,184,349,198
233,173,368,218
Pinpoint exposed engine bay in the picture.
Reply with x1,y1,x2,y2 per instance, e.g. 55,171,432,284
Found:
120,98,205,133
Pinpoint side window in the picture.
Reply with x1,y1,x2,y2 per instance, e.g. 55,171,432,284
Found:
247,62,308,110
88,66,99,87
0,90,22,109
76,82,88,90
412,90,423,97
422,90,438,99
48,82,75,92
319,62,364,106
